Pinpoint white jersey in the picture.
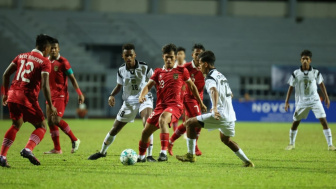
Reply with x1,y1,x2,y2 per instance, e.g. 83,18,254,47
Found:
117,60,153,104
287,66,323,106
205,69,236,122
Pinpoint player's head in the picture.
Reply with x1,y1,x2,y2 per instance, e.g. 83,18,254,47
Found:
176,46,186,66
300,50,312,70
122,43,136,68
191,43,205,66
198,50,216,74
35,34,54,57
162,43,177,69
50,38,60,60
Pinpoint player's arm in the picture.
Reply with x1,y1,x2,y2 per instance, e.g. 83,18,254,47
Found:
284,86,294,112
41,72,57,116
209,86,221,120
108,84,122,107
185,79,207,113
139,80,155,103
319,82,330,109
1,63,16,106
68,74,84,104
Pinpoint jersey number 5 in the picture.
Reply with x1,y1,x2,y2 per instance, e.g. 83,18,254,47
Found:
17,60,34,83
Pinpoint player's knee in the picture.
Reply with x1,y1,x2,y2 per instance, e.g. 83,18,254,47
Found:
221,137,230,145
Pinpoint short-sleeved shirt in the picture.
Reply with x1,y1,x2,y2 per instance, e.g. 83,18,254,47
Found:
7,49,51,106
150,65,190,107
205,69,236,122
183,61,205,102
117,60,153,104
287,66,323,106
49,54,72,99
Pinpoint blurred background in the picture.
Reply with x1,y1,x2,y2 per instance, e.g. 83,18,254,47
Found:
0,0,335,122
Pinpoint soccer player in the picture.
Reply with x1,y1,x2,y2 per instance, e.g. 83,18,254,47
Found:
44,38,84,154
176,51,254,167
169,44,205,156
284,50,336,151
0,34,58,167
88,44,157,162
137,43,207,162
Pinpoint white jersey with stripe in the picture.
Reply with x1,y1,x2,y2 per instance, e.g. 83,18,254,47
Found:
117,60,153,104
287,66,323,106
205,69,236,122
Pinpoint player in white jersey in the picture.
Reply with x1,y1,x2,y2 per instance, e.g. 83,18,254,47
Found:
88,44,157,161
284,50,335,151
176,51,254,167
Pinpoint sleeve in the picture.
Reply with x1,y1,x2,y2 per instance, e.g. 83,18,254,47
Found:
205,78,217,94
287,72,296,86
117,69,123,85
12,55,19,65
64,59,73,76
41,59,51,73
182,68,190,81
315,70,324,84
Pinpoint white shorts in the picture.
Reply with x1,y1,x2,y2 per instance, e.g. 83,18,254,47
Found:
196,113,235,137
116,97,153,122
293,100,326,121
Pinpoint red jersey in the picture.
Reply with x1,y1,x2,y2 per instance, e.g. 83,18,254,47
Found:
150,65,190,107
183,61,204,102
49,55,72,98
7,49,51,106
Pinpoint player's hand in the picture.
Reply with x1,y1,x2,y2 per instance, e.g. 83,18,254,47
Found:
284,102,290,112
78,94,85,104
139,96,146,103
212,108,221,120
200,102,207,113
325,98,330,109
49,105,58,116
108,96,115,107
2,95,8,106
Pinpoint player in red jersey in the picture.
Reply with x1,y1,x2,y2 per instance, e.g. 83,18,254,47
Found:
168,44,205,156
137,43,207,162
171,46,187,131
44,38,84,154
0,34,57,167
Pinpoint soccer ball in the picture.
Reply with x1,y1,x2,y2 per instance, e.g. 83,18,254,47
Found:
120,149,138,165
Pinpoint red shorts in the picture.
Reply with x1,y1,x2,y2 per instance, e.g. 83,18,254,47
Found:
184,99,201,118
52,96,69,118
8,102,45,124
147,104,183,128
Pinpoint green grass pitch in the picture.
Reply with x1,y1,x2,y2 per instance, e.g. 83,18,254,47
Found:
0,119,335,189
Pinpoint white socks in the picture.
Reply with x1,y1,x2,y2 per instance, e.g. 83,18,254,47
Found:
147,134,154,156
100,133,116,154
323,128,333,146
289,129,298,145
234,149,250,162
187,138,196,154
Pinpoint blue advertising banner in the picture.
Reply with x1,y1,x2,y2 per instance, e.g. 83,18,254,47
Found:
233,100,336,122
271,65,336,92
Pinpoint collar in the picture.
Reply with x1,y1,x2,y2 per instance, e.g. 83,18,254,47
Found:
49,54,61,62
206,68,216,77
191,60,197,68
163,62,178,71
300,65,312,72
126,59,139,71
32,49,43,56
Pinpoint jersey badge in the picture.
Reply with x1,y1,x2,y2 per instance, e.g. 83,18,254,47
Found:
131,79,136,84
54,66,59,71
173,74,179,79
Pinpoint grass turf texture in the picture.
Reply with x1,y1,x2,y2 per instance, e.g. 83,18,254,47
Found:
0,119,336,189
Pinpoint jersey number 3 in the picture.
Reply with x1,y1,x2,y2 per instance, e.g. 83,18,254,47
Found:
17,60,34,83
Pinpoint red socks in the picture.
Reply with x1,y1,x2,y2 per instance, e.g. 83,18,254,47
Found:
25,127,46,151
1,126,19,156
160,133,169,150
58,120,77,142
139,141,150,156
49,126,61,151
170,124,186,143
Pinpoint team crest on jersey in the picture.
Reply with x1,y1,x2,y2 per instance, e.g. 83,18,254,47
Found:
54,66,58,71
131,79,136,84
173,74,178,79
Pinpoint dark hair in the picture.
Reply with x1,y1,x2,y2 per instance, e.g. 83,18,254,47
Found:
122,43,135,51
162,43,177,55
35,34,53,51
177,47,186,53
192,43,205,51
199,51,216,66
301,50,312,58
50,38,59,44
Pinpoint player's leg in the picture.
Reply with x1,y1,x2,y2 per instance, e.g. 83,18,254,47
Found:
219,131,254,167
44,103,62,154
157,111,173,161
286,106,309,150
319,118,335,150
138,123,158,162
140,107,156,162
0,104,23,168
